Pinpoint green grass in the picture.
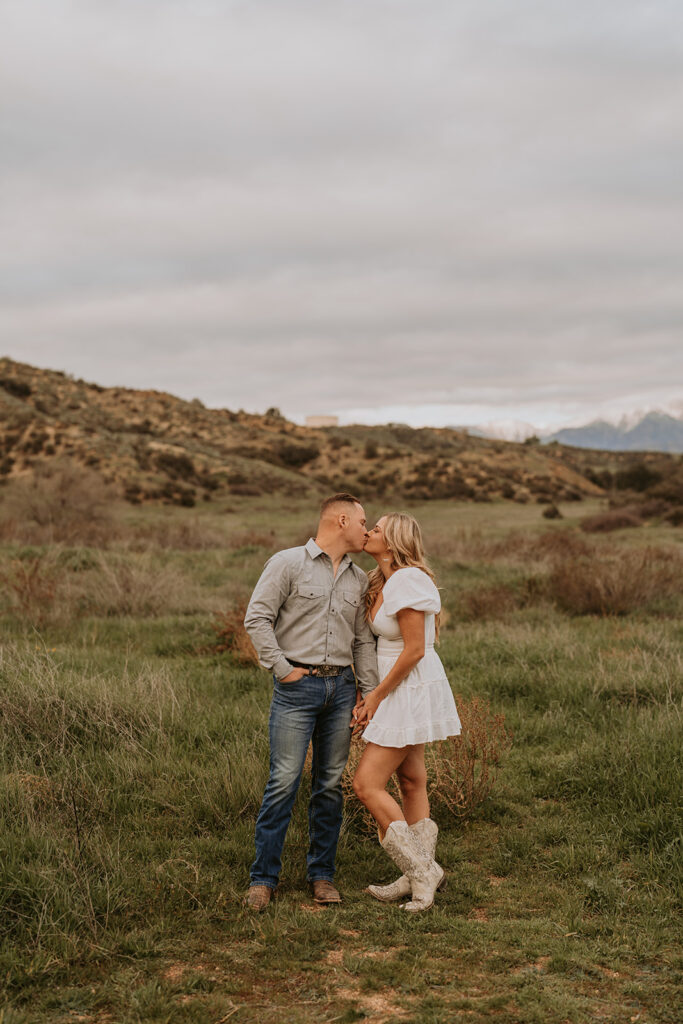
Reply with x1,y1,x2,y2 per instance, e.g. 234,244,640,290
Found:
1,499,682,1022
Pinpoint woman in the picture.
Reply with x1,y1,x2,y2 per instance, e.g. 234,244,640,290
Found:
352,512,461,912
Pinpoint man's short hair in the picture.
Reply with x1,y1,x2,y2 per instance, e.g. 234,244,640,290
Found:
319,492,362,517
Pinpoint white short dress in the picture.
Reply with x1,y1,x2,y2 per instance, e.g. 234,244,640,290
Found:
362,567,462,747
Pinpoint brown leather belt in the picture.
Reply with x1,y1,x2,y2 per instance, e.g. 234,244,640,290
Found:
289,661,348,677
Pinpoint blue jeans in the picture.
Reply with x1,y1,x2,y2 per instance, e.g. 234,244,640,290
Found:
250,668,357,889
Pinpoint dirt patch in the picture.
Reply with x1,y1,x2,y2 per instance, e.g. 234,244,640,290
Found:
597,965,625,980
162,963,189,981
488,875,505,888
335,985,409,1022
360,947,405,961
512,955,551,975
469,907,489,922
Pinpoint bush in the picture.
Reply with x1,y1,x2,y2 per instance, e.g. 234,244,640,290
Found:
0,461,116,544
542,504,562,519
456,583,522,621
0,377,31,399
580,511,643,533
154,451,195,480
76,554,201,617
342,697,512,831
428,698,513,820
0,552,60,626
274,442,320,468
664,506,683,527
206,604,258,665
615,463,662,492
328,435,351,451
546,547,683,616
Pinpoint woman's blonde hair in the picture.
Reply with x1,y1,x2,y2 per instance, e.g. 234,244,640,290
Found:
366,512,440,640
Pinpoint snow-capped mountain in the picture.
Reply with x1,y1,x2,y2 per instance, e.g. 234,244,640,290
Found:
545,411,683,453
462,408,683,453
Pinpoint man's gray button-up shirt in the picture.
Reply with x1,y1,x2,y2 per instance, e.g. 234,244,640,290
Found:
243,538,379,696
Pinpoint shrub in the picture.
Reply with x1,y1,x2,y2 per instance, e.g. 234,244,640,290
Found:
546,547,683,616
154,451,195,480
0,461,116,544
584,467,613,489
342,697,512,831
542,504,562,519
274,442,320,468
75,554,202,617
615,463,662,492
0,553,60,626
328,435,352,451
456,583,524,621
428,698,512,820
206,604,258,665
364,440,378,459
664,506,683,527
0,377,31,399
580,511,643,533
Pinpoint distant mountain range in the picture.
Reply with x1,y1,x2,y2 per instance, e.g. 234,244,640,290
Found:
465,410,683,454
545,412,683,453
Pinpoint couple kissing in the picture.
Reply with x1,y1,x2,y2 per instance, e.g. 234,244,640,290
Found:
243,493,461,913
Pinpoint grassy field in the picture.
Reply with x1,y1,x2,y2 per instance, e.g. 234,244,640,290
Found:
1,496,682,1023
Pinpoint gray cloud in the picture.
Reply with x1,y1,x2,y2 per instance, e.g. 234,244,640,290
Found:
1,0,682,424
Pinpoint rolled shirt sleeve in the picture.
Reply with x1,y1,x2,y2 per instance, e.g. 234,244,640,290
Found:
243,553,295,681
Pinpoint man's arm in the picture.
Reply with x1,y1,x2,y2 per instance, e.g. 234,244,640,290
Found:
352,593,379,697
244,553,294,681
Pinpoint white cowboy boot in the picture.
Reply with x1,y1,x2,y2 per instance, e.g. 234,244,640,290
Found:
380,820,444,913
367,818,438,903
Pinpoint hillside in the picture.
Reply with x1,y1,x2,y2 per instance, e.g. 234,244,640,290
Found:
1,357,680,508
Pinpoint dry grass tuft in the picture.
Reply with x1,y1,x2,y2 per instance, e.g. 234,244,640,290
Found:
342,697,512,830
456,583,524,621
427,697,512,819
0,460,117,544
126,518,229,551
580,511,643,533
0,552,60,625
206,604,259,664
77,553,203,617
546,547,683,616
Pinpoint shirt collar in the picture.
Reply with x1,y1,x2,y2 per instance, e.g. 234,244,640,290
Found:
305,538,352,568
305,538,324,559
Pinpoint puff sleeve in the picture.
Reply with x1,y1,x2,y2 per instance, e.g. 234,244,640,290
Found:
383,567,441,616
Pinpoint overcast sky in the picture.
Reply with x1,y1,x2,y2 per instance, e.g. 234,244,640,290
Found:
2,0,681,430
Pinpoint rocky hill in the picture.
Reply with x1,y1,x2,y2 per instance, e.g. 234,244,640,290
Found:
1,357,680,508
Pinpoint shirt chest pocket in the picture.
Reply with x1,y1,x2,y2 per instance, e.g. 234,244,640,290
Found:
296,583,326,602
340,590,360,623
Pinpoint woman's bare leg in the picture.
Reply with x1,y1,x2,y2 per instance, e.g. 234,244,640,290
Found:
396,744,429,824
352,743,409,834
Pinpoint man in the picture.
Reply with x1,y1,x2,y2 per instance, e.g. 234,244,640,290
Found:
243,493,379,911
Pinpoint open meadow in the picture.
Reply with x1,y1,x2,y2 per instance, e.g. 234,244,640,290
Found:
1,493,682,1023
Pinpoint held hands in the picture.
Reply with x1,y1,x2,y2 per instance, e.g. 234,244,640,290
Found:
279,666,308,684
351,691,382,731
349,690,364,733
